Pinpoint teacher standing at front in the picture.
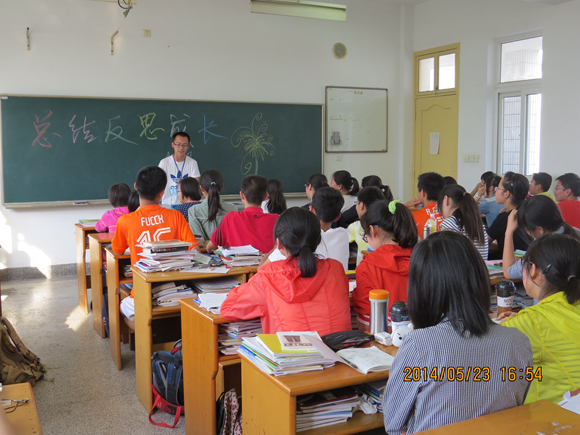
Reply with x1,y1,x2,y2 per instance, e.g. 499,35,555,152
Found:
158,132,201,205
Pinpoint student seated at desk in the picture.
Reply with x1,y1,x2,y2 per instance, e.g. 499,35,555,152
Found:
188,169,237,242
171,177,202,223
554,173,580,229
406,172,446,237
502,195,580,280
206,175,278,254
500,233,580,404
529,171,556,201
383,231,532,435
221,207,351,335
261,179,287,214
127,190,140,213
112,166,198,330
352,200,417,331
301,173,328,210
95,183,131,233
477,174,503,227
329,170,359,213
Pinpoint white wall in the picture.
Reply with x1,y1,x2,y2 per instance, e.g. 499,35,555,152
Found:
0,0,409,269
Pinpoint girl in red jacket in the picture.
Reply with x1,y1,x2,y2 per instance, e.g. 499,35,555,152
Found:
220,207,351,335
352,200,418,331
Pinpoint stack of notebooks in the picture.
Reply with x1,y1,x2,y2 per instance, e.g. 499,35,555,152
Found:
123,264,132,278
135,240,195,273
218,320,262,355
296,388,360,432
215,245,263,267
152,281,195,307
354,380,386,412
78,218,99,227
238,332,337,376
191,277,241,294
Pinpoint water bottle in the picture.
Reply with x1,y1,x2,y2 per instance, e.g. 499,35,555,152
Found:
495,280,516,315
390,301,411,331
369,290,389,334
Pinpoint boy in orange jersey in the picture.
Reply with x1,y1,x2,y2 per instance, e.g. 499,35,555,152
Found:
406,172,445,238
113,166,198,329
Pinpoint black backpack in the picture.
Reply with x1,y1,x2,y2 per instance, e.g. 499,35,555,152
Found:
150,340,184,428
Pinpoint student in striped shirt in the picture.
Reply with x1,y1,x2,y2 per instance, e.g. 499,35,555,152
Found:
438,184,489,260
500,233,580,404
383,231,532,435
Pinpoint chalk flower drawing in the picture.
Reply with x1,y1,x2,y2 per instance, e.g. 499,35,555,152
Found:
231,113,275,175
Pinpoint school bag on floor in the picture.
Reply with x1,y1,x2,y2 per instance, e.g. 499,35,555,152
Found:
150,340,184,428
0,317,46,385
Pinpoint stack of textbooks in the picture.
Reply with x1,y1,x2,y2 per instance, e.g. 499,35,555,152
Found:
218,320,262,355
215,245,263,267
354,380,386,412
191,277,241,294
152,281,195,307
78,218,99,227
296,388,360,432
238,333,336,376
123,264,132,278
135,240,195,273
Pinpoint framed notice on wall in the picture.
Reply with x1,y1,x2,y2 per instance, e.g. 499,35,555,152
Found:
325,86,388,153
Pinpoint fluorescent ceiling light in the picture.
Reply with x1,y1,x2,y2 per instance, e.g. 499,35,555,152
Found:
250,0,346,21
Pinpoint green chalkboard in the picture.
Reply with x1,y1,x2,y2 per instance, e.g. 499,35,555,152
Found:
1,95,322,207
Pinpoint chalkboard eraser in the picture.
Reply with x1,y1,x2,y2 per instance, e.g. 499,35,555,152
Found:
1,96,7,100
73,201,88,205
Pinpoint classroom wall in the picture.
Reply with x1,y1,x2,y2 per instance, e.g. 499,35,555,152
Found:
0,0,410,270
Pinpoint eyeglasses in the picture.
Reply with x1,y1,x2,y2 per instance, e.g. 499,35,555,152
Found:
529,182,536,186
173,142,190,149
495,187,508,193
362,234,369,243
554,187,567,191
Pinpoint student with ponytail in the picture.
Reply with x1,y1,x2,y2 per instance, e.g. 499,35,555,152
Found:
487,171,533,253
221,207,351,335
361,175,394,202
500,233,580,404
262,179,287,215
352,200,418,331
188,169,237,241
438,184,489,259
302,173,328,210
330,170,360,213
502,195,580,280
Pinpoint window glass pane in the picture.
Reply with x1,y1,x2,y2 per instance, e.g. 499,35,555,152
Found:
419,57,435,92
438,53,456,90
501,96,522,174
526,93,542,175
501,36,543,83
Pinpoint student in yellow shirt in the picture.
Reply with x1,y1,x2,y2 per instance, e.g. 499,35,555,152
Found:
529,172,556,202
500,233,580,403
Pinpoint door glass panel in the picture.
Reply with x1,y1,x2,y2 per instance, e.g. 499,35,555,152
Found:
419,57,435,92
438,53,456,90
501,96,522,174
501,37,543,83
525,93,542,175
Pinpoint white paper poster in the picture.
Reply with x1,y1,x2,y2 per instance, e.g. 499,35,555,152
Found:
430,132,440,155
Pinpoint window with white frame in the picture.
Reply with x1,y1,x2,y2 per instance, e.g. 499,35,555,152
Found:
497,35,542,175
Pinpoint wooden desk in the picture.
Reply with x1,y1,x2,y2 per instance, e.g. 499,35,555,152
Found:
75,224,97,314
1,382,42,435
133,267,248,412
88,233,114,337
105,247,132,370
416,400,580,434
241,343,398,435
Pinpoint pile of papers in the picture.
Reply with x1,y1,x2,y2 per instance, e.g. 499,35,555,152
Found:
215,245,263,267
152,281,195,307
296,388,359,432
191,278,241,294
135,240,195,273
354,380,386,412
78,218,99,227
218,320,262,355
238,333,336,376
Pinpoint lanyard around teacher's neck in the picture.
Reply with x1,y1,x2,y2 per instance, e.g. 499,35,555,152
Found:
173,156,186,176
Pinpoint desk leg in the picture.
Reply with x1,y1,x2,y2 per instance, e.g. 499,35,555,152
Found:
75,226,89,314
89,238,105,338
106,256,122,370
182,306,220,435
134,276,153,412
242,358,295,435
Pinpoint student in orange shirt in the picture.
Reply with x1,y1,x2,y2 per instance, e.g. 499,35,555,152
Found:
112,166,198,330
406,172,445,237
352,200,418,331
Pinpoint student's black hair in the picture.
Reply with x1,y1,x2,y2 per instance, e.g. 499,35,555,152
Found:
417,172,445,202
311,187,344,223
360,200,418,249
481,171,495,181
172,131,190,142
443,176,458,186
437,184,485,245
361,175,393,201
178,177,202,202
523,233,580,304
241,175,268,206
274,207,321,278
501,171,528,207
532,172,552,193
485,175,502,194
307,173,328,191
356,187,386,208
199,169,225,222
408,231,492,337
135,166,167,201
127,191,140,213
108,183,131,208
332,170,360,196
266,179,287,214
517,195,580,241
555,173,580,197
